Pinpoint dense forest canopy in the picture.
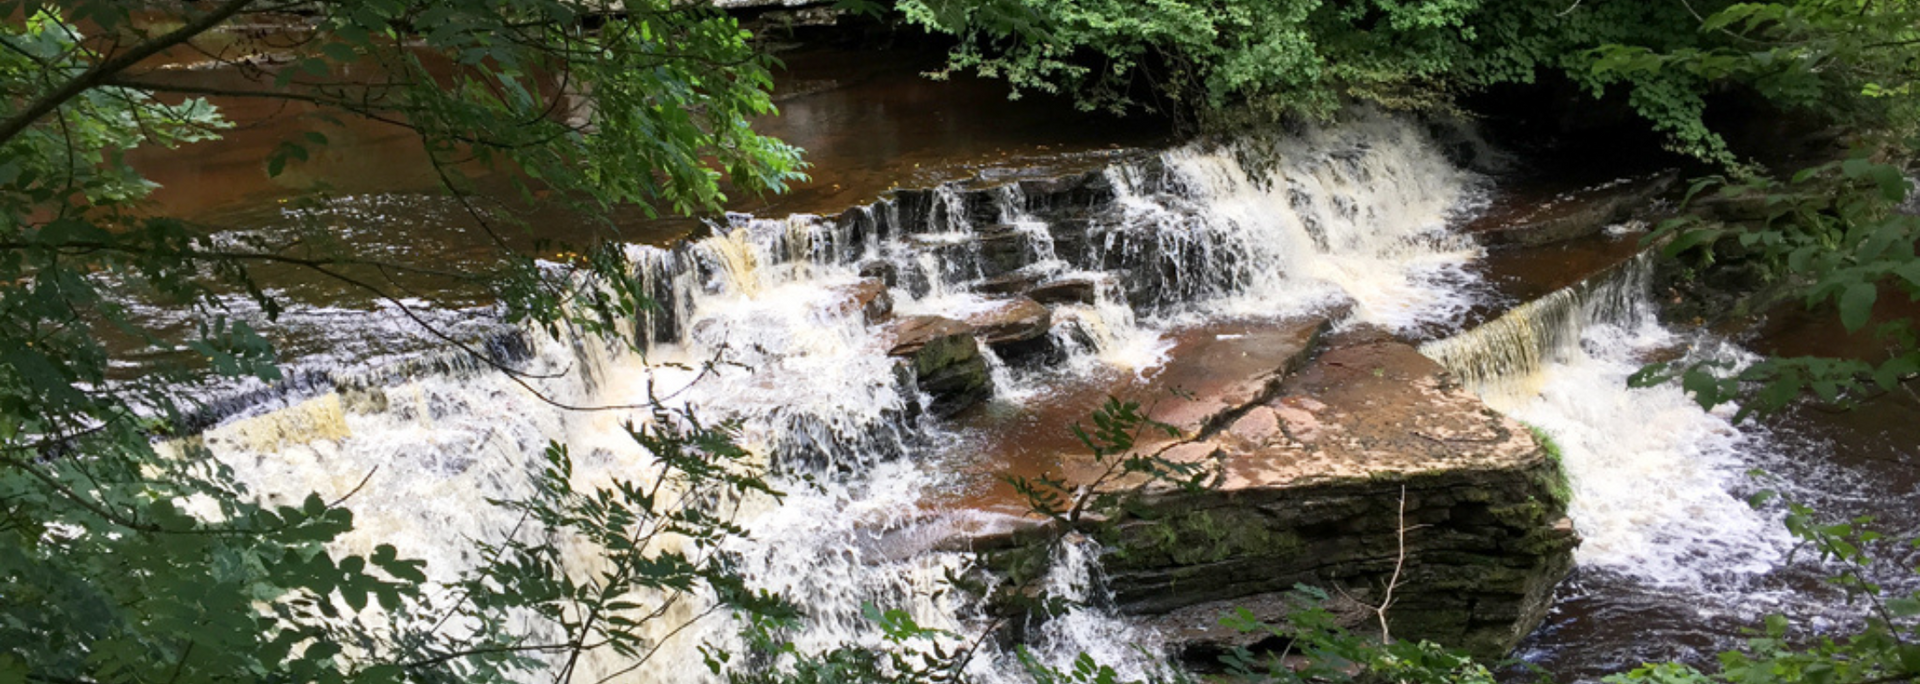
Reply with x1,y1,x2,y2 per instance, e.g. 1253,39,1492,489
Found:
2,0,1919,683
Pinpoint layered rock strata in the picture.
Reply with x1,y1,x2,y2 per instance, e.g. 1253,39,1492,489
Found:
976,325,1577,662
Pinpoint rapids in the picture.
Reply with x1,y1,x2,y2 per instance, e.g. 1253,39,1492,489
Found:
173,105,1916,683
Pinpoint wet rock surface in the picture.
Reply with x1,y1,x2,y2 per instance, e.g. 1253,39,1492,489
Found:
963,324,1577,663
1470,171,1676,247
1026,276,1103,306
1101,329,1577,661
829,278,894,324
959,297,1053,347
885,316,993,416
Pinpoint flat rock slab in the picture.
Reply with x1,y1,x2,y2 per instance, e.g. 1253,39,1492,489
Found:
1213,329,1540,491
940,316,1331,513
960,297,1053,346
884,315,974,357
1144,319,1330,436
1093,328,1577,661
1470,171,1675,247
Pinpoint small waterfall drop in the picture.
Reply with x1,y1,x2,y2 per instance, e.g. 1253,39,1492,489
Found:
1101,115,1485,330
1419,253,1791,586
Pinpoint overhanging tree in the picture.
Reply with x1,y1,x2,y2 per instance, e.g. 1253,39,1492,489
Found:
0,1,809,682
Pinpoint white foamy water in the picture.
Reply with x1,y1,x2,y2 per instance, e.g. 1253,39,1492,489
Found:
1421,257,1792,587
1483,325,1788,583
1105,113,1486,332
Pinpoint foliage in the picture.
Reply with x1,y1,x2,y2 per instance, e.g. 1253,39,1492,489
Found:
1584,0,1920,166
1573,0,1920,418
1001,396,1205,526
0,1,806,683
896,0,1914,167
1629,154,1920,419
893,0,1738,136
713,605,973,684
893,0,1483,123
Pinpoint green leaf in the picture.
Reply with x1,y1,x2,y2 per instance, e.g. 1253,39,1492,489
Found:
1869,165,1911,202
1887,596,1920,617
319,42,358,63
1682,366,1724,408
1840,282,1878,332
0,654,25,684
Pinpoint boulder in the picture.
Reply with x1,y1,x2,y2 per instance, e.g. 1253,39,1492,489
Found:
829,278,893,324
1100,330,1577,661
884,315,993,416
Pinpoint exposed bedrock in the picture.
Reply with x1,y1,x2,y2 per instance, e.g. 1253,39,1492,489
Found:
883,316,993,417
1470,171,1676,247
974,327,1577,662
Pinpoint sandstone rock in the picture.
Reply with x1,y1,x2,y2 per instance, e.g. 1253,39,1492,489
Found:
885,315,973,356
965,296,1060,366
1096,330,1577,661
961,323,1575,663
829,278,893,324
1474,171,1676,247
1141,318,1330,435
973,224,1036,277
959,297,1052,347
1017,170,1116,212
972,270,1047,297
1028,276,1102,306
1227,407,1281,443
884,315,993,416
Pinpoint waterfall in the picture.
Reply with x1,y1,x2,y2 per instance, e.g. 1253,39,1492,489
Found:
1418,252,1657,406
1098,115,1486,329
182,112,1493,682
1418,253,1791,586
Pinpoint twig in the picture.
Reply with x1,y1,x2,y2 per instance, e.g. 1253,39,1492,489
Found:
1375,485,1429,642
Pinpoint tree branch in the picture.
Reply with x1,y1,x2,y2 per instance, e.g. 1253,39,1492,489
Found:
0,0,259,148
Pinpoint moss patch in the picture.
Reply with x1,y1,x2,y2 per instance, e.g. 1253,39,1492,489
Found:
1523,422,1574,507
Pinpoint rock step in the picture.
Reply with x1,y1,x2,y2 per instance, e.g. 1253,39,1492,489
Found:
941,325,1575,663
1471,171,1676,247
1098,329,1576,661
938,314,1338,517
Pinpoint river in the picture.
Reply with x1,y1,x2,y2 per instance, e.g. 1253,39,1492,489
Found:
128,36,1920,684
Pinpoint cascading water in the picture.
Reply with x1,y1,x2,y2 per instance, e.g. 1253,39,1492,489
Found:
183,111,1494,682
1421,255,1792,583
1099,116,1485,329
1409,250,1920,678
